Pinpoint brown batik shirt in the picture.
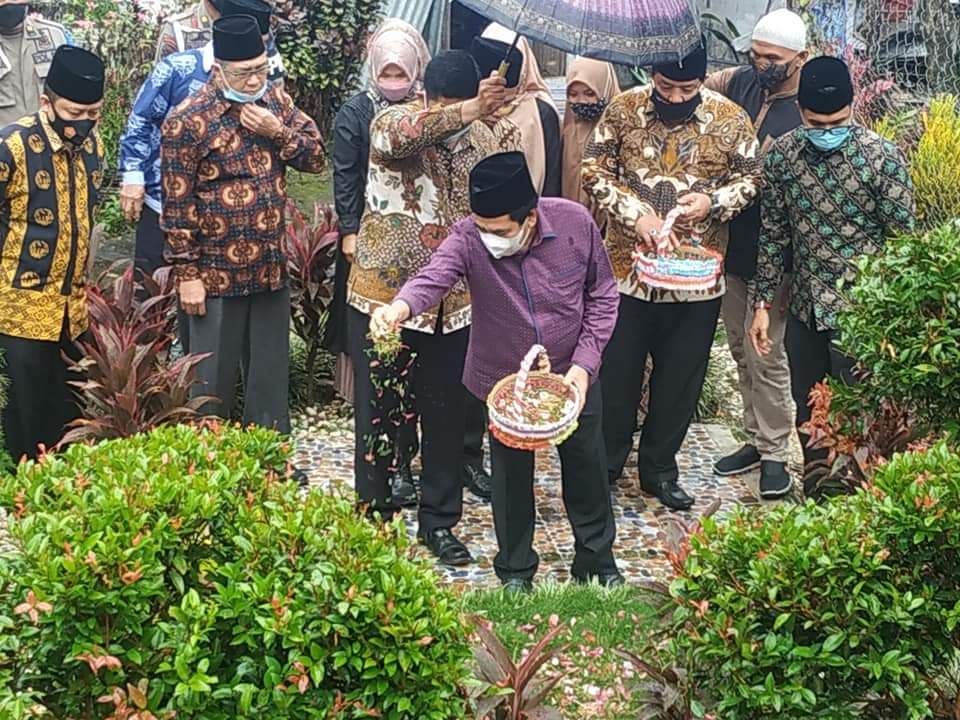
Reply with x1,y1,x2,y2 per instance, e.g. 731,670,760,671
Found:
347,100,505,335
161,82,325,297
582,85,761,303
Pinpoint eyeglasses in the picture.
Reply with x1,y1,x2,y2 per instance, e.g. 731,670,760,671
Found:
220,64,270,80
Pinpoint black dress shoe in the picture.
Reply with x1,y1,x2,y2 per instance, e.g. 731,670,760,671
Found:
714,444,761,476
417,528,473,566
641,480,695,511
462,464,492,502
572,570,626,588
759,460,792,500
501,578,533,595
390,466,418,508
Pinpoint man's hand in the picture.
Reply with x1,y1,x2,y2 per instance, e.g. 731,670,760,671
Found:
120,183,145,223
239,104,283,139
462,72,507,123
750,307,772,356
676,192,712,224
179,278,207,316
370,300,411,338
635,214,668,252
563,365,590,414
342,233,357,263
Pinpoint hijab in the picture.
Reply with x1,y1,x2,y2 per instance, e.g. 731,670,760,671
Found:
480,23,558,194
366,18,431,111
561,57,621,210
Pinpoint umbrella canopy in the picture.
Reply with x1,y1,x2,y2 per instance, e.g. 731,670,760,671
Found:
456,0,702,67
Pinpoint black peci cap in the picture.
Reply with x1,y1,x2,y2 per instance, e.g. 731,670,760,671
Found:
799,56,854,113
46,46,105,104
470,151,538,218
213,15,266,62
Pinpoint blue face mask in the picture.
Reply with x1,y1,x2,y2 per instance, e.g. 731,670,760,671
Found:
806,126,852,152
222,81,268,105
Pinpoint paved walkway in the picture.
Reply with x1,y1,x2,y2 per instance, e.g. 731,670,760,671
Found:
292,415,765,590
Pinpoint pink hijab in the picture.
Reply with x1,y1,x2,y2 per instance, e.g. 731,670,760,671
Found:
367,18,431,105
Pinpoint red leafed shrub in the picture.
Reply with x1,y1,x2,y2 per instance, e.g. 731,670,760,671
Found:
61,263,212,444
283,199,338,405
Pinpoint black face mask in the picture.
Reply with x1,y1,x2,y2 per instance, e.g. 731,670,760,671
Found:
651,90,702,124
753,61,792,90
51,114,96,148
569,99,607,122
0,3,27,29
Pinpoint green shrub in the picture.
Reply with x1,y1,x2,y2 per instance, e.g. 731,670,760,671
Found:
652,443,960,719
273,0,383,134
836,222,960,437
0,423,471,719
0,349,11,474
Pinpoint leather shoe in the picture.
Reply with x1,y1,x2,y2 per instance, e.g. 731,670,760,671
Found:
290,467,310,489
390,465,418,508
418,528,473,566
714,444,761,476
572,570,626,588
501,578,533,595
462,464,492,502
759,460,792,500
641,480,695,511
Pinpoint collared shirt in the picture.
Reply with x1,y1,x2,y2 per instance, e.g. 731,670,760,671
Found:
582,85,761,304
0,15,71,129
754,126,916,331
121,40,285,213
160,82,325,297
155,0,214,60
0,113,102,341
704,66,803,279
347,100,505,335
395,198,619,400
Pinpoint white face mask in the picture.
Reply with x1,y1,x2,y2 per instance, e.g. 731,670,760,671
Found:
479,217,533,259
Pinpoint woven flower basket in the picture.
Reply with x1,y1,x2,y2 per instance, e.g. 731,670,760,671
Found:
632,207,723,292
487,345,580,451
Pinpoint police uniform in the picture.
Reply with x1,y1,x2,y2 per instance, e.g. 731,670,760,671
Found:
0,14,70,128
155,0,216,60
0,46,104,462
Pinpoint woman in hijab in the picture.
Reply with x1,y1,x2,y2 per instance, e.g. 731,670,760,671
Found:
562,57,620,223
326,18,430,507
470,23,562,197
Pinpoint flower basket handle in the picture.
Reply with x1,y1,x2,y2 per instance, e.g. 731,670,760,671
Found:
513,345,551,402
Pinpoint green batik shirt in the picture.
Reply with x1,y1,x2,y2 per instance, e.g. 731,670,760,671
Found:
754,126,915,331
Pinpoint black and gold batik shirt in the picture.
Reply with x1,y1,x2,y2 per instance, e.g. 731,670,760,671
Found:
0,113,102,341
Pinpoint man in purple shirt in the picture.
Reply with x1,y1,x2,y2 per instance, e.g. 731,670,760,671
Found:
372,152,623,593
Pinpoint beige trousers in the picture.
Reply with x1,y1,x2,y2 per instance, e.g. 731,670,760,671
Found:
721,273,793,462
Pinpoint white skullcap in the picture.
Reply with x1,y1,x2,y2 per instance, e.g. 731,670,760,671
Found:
752,9,808,52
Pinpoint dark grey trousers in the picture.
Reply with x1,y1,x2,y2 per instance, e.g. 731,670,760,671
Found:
189,287,290,433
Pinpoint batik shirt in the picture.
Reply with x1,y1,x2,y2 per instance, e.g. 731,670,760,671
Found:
582,85,760,303
121,40,285,214
161,83,325,297
754,126,915,331
347,101,503,334
0,113,102,341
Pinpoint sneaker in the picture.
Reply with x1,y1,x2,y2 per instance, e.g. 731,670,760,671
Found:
759,461,792,500
713,444,761,476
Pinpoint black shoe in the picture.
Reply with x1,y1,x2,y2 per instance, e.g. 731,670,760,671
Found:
462,464,493,501
572,570,626,588
390,466,418,508
641,480,695,511
501,578,533,595
417,528,473,566
290,467,310,489
713,444,762,476
759,460,792,500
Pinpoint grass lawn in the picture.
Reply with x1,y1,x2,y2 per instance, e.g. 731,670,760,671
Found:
464,582,660,718
288,167,334,208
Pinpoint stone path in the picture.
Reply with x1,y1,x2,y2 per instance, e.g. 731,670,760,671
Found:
292,414,767,590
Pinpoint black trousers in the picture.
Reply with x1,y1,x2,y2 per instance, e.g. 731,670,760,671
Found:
490,383,617,581
347,307,467,531
785,313,857,466
602,294,721,488
134,206,189,354
0,316,83,461
463,393,488,470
